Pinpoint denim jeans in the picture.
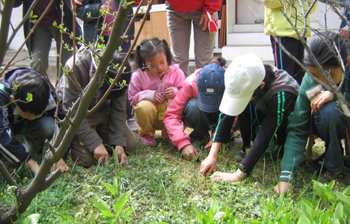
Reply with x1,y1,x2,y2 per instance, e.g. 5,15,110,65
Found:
313,101,346,172
183,98,218,141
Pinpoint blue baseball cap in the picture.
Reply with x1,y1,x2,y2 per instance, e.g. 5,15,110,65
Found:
196,62,225,113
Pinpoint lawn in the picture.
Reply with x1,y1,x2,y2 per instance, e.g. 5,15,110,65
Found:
1,138,350,223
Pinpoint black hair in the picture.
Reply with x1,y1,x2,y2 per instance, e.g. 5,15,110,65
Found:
136,38,173,70
304,32,348,68
13,71,50,115
252,64,275,97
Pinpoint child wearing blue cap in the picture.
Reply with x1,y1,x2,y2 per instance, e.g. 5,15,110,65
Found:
163,58,226,160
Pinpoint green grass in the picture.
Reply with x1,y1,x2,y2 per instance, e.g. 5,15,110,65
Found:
1,139,350,223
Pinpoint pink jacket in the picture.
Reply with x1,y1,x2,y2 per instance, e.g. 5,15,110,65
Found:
167,0,222,15
128,64,185,106
163,69,201,151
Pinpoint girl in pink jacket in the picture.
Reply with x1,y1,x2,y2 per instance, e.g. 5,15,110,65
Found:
128,38,186,146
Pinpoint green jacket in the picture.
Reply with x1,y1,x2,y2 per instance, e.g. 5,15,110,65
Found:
264,0,316,39
280,73,350,182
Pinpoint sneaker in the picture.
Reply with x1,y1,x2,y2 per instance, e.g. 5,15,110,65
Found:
235,150,246,162
140,135,157,146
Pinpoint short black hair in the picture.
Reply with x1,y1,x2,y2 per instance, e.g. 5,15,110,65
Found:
305,32,348,68
13,71,50,115
136,38,173,70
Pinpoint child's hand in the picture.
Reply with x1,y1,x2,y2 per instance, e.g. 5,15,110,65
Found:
200,155,217,176
100,4,112,13
274,181,293,195
164,87,175,99
310,91,334,112
181,144,199,160
154,91,166,104
93,143,109,164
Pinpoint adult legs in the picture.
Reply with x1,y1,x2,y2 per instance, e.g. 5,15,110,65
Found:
270,36,305,84
30,23,52,75
192,10,216,69
167,8,192,75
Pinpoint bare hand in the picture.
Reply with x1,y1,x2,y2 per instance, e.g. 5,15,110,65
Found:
181,144,199,160
114,145,127,165
200,155,217,176
52,158,69,172
26,159,40,175
74,0,84,5
310,91,333,112
154,91,166,104
274,181,293,195
93,143,109,164
164,87,175,99
199,13,210,31
204,140,212,150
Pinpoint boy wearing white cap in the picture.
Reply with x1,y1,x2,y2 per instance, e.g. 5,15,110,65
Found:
200,55,299,182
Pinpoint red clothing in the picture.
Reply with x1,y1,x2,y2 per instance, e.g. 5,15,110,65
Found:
33,0,60,26
166,0,222,14
163,69,200,150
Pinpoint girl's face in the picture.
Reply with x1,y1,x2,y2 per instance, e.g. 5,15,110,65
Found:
307,65,343,85
145,52,168,77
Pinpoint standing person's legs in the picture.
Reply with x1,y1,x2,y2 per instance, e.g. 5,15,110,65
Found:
313,101,346,172
30,24,52,75
270,36,305,84
167,7,192,75
192,10,216,69
183,98,211,141
51,26,73,79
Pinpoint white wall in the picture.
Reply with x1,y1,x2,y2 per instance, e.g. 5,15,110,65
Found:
9,5,27,50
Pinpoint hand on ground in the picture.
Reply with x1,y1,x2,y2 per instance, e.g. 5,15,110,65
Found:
200,156,217,176
115,145,128,165
94,144,109,164
52,158,69,172
181,144,199,160
274,181,293,195
26,159,40,175
212,169,245,182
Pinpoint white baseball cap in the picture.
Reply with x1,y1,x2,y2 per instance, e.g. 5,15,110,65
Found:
219,54,265,116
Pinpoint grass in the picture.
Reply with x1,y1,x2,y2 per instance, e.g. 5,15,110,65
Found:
1,138,350,223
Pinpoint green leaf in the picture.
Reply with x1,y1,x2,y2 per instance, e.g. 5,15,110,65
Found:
90,197,113,218
336,191,350,207
113,190,132,218
334,203,344,222
26,93,33,102
102,182,116,197
12,81,21,90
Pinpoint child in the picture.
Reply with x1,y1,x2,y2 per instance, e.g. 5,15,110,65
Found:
199,55,299,181
128,38,186,146
163,58,226,160
0,68,68,174
61,48,138,167
275,32,350,195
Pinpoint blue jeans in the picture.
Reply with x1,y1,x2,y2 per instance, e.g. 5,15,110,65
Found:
313,101,346,172
183,98,218,141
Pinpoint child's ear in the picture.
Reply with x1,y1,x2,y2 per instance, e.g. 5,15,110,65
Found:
260,81,265,89
346,56,350,67
10,95,16,104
